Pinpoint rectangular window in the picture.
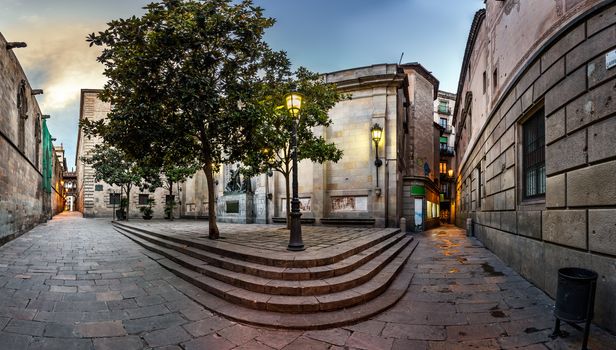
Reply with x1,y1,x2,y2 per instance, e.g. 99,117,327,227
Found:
109,193,120,205
476,164,482,209
440,162,447,173
439,118,447,128
482,71,487,94
138,194,149,205
523,108,546,199
438,101,449,114
492,68,498,91
95,184,103,191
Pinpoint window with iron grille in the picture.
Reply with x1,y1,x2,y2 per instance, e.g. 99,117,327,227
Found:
109,193,120,205
522,108,546,199
139,194,150,205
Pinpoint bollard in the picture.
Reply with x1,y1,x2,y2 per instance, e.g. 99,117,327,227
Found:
399,217,407,234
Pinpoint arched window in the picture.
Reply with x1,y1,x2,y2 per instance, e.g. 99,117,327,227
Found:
17,80,28,152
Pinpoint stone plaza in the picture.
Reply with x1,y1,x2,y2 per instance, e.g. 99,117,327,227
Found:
0,212,614,349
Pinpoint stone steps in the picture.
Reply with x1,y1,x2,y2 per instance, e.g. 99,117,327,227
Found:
113,221,399,268
158,248,416,330
139,239,418,314
112,221,419,328
115,226,412,296
114,225,407,281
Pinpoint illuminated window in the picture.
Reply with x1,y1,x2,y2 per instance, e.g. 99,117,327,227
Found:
440,162,447,174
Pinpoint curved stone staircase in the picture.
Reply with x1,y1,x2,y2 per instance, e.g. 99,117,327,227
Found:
113,221,418,329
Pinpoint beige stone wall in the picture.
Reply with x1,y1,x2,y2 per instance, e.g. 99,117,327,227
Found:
0,32,46,240
455,2,616,332
75,90,176,219
180,64,439,228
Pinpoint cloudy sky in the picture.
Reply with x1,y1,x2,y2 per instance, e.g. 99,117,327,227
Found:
1,0,483,169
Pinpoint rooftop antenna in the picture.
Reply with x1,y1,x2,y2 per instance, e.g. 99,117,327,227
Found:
398,52,404,65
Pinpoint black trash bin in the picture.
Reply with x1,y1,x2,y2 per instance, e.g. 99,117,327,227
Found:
552,267,598,350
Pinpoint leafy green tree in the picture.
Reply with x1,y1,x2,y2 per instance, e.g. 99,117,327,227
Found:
161,163,199,220
80,145,153,220
242,65,347,226
85,0,278,238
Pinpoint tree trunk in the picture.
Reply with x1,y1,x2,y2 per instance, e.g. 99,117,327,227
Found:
168,181,174,221
204,163,220,239
125,184,131,221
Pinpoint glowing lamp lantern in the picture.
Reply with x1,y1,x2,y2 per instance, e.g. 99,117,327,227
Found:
448,169,454,177
371,124,383,145
285,92,303,118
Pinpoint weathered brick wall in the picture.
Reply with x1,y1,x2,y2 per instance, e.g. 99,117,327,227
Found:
457,3,616,332
0,32,45,240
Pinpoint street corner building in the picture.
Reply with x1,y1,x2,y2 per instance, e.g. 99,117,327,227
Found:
0,32,66,240
453,0,616,332
75,90,175,219
181,63,453,232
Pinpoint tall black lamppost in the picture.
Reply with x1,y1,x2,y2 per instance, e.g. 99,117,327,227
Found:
285,91,305,251
371,123,383,194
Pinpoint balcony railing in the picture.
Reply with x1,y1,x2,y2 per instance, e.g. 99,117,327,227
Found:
440,145,455,157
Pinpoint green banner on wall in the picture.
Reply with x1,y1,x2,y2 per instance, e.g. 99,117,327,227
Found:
42,120,53,193
410,185,425,196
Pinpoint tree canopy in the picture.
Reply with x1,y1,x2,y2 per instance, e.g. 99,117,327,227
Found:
241,65,348,221
85,0,279,238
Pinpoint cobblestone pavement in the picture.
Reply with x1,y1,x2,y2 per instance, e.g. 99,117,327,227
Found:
123,220,383,252
0,212,614,349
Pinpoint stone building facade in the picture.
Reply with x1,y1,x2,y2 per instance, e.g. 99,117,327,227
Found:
453,0,616,331
181,63,442,231
1,32,44,240
75,90,177,219
434,91,456,223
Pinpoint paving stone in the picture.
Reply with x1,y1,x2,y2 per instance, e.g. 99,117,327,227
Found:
123,313,186,334
345,331,394,350
3,319,46,336
381,323,446,341
0,331,33,349
28,337,94,350
178,307,213,321
255,329,302,349
92,335,143,350
391,338,428,350
304,328,351,346
143,325,191,347
49,286,77,293
76,321,126,337
280,336,330,350
182,316,235,337
343,320,386,336
446,323,506,341
218,324,262,346
182,333,235,350
125,304,170,319
43,323,80,338
233,340,277,350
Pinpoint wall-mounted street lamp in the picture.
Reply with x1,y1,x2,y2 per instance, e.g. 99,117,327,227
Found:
285,91,305,251
31,89,43,95
371,123,383,195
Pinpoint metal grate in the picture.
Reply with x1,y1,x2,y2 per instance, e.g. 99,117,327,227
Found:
523,108,546,198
